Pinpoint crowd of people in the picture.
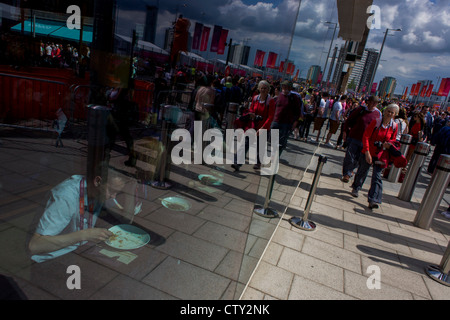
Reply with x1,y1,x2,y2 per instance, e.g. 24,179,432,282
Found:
38,41,90,74
25,62,450,262
167,69,449,212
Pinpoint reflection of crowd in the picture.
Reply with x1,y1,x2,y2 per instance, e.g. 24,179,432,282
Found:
3,33,449,216
22,54,450,263
39,41,90,72
178,70,449,212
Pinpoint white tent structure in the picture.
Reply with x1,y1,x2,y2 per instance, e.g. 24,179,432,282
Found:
115,34,169,56
180,51,208,63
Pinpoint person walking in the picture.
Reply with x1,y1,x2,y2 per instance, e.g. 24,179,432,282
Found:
350,104,399,209
270,81,302,155
341,96,382,183
311,92,329,143
325,95,346,147
299,93,316,142
231,80,275,171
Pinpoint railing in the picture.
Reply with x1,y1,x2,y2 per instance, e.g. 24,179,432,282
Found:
0,72,70,131
0,71,155,143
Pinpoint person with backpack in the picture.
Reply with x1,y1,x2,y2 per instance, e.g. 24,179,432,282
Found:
350,104,400,210
427,119,450,174
341,96,382,183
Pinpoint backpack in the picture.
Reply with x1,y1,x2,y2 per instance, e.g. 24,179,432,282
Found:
288,93,302,120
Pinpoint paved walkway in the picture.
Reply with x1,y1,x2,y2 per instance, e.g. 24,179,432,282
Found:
0,126,449,300
242,137,450,300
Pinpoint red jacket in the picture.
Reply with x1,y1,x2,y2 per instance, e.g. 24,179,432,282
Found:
362,119,398,156
248,95,275,131
235,95,275,131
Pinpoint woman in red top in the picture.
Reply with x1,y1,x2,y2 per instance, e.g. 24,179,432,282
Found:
232,80,275,171
247,81,276,133
405,112,425,163
350,104,399,209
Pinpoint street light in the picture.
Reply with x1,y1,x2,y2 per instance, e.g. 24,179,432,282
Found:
323,21,338,83
369,27,402,94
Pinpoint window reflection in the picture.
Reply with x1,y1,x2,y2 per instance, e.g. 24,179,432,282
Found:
0,0,305,300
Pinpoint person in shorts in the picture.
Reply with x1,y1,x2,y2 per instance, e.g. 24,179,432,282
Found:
324,95,346,147
312,92,329,142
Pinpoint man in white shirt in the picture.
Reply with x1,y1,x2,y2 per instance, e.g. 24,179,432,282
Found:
325,95,346,146
311,92,329,142
28,167,139,263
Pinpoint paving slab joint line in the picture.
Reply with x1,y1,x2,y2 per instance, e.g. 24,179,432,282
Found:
239,144,322,299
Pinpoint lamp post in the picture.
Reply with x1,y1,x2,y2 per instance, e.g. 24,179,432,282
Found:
283,0,302,79
323,21,337,84
369,28,402,94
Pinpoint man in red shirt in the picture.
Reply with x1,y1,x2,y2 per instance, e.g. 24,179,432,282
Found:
341,96,382,183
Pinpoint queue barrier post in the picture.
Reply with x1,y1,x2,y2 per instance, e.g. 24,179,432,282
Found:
253,174,279,218
398,142,430,202
289,155,327,231
413,154,450,230
388,134,412,183
425,240,450,287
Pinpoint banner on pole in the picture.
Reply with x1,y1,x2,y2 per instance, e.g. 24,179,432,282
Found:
217,29,229,55
210,25,222,52
254,50,266,67
200,26,210,52
266,52,277,69
192,22,203,50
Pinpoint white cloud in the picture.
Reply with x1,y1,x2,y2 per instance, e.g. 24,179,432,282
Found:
422,31,445,48
403,32,418,45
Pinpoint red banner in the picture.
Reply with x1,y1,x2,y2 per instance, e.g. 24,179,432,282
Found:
210,25,222,52
254,50,266,67
420,85,427,97
371,83,377,94
278,61,285,73
317,72,322,84
438,78,447,96
200,26,210,52
286,62,294,75
426,84,434,97
403,87,408,99
293,69,299,81
290,63,296,75
411,84,417,96
217,29,229,55
192,22,203,50
414,82,421,96
266,52,278,69
442,78,450,97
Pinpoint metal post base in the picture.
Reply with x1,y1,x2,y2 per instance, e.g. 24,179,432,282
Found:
425,265,450,287
289,216,317,231
149,180,172,190
253,205,279,218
